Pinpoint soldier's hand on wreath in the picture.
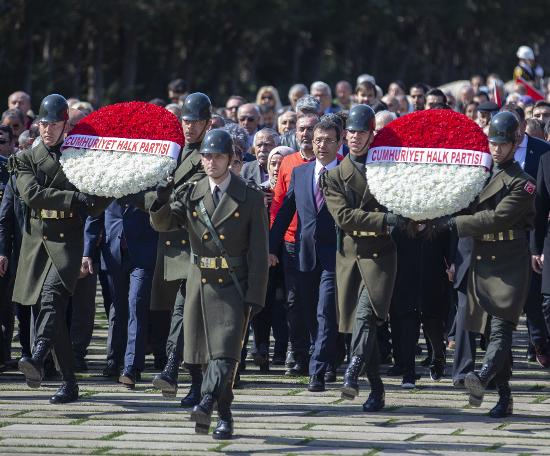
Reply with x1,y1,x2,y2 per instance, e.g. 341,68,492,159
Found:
156,177,174,205
72,192,95,209
384,212,407,229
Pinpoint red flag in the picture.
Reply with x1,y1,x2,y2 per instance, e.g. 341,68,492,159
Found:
515,77,544,101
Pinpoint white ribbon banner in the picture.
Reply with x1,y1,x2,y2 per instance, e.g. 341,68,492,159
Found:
62,134,180,160
367,146,492,169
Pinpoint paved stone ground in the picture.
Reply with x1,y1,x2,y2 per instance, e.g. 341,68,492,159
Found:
1,295,549,455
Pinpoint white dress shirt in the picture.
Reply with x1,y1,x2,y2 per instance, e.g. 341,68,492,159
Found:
209,172,232,198
514,134,528,170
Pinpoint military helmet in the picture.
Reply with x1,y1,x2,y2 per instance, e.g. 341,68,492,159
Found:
200,129,233,155
488,111,519,144
182,92,212,121
37,94,69,123
346,104,375,132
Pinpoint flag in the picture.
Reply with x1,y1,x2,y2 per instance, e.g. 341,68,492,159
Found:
515,77,544,101
493,82,502,108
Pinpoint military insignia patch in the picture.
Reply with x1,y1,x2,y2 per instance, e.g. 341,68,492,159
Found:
524,181,536,194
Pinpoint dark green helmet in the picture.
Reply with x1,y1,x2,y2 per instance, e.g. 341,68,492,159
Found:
488,111,519,144
182,92,211,121
346,104,375,132
200,129,233,155
37,94,69,123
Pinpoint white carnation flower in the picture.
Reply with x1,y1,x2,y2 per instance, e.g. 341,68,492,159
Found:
366,163,488,221
60,148,177,198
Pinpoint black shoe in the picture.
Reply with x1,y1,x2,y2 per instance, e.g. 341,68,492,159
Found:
50,381,79,404
341,356,364,400
285,361,308,376
73,356,88,373
181,364,203,407
191,394,215,434
420,356,431,367
252,352,269,368
429,361,445,382
324,369,337,383
401,374,416,389
212,415,234,440
272,353,286,366
453,378,465,389
489,383,513,418
119,366,140,389
102,361,120,378
386,365,403,377
362,390,385,412
152,352,180,398
285,350,296,368
18,339,50,388
464,364,496,407
308,374,325,392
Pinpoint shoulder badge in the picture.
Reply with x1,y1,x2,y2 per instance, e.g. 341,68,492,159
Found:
524,181,536,195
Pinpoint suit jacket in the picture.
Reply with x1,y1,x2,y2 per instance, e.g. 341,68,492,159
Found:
270,161,337,273
524,135,550,180
240,159,265,186
453,237,473,291
532,148,550,293
0,175,25,277
87,201,158,272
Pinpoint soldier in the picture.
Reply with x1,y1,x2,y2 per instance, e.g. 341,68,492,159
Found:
12,94,104,403
151,92,211,406
436,111,535,418
150,129,268,440
321,104,402,412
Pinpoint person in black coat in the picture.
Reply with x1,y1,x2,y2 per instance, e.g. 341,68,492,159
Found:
389,224,453,387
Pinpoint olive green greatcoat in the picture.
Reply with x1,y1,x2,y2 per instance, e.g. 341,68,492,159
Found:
321,155,397,333
12,142,106,306
455,161,535,333
149,142,204,311
150,173,269,363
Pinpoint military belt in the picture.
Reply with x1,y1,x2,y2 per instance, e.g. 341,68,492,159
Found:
33,209,75,219
477,230,526,242
191,253,245,270
348,229,389,238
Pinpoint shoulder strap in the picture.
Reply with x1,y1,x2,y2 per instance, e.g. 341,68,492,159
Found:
197,199,244,300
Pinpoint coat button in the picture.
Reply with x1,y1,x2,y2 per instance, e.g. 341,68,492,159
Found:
192,211,198,217
203,234,209,240
491,255,496,260
476,255,482,260
59,233,64,238
373,253,378,258
218,278,223,284
181,240,186,245
234,212,240,218
357,254,361,259
43,235,48,240
374,208,380,212
220,234,225,240
201,278,207,284
165,240,171,246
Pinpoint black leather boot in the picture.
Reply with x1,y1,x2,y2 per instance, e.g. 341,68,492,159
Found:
50,381,79,404
464,364,497,407
285,352,308,376
489,383,513,418
152,351,180,398
190,393,215,434
213,398,234,440
181,364,203,407
19,339,50,388
341,356,364,400
362,373,385,412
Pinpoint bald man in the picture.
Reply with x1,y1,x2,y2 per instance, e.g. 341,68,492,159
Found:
8,91,33,129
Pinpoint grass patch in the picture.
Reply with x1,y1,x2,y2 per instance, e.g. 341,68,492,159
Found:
378,418,399,427
69,417,88,425
300,423,316,430
91,448,113,455
78,391,96,399
529,384,545,391
0,422,13,428
296,376,310,385
285,389,303,396
363,449,381,456
331,398,345,405
484,443,503,452
495,422,509,430
304,410,320,416
405,433,425,442
296,437,315,445
451,428,464,436
9,410,29,418
382,405,401,412
100,430,126,440
530,395,548,404
212,442,231,452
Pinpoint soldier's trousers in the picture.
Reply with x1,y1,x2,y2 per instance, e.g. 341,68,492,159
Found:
35,266,75,382
452,285,477,383
165,280,186,360
350,286,382,378
201,358,237,413
483,315,514,384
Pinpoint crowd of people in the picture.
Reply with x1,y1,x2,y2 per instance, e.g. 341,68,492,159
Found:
0,44,550,440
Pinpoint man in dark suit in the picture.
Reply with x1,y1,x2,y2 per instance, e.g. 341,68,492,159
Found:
269,119,340,392
86,200,158,387
503,104,550,366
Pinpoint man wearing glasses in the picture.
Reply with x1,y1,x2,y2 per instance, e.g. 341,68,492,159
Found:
224,96,245,123
237,103,261,150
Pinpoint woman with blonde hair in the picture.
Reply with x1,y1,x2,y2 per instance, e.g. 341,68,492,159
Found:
256,86,282,112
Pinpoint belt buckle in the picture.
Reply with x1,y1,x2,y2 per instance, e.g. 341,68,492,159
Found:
41,209,57,219
220,258,228,269
200,257,216,269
